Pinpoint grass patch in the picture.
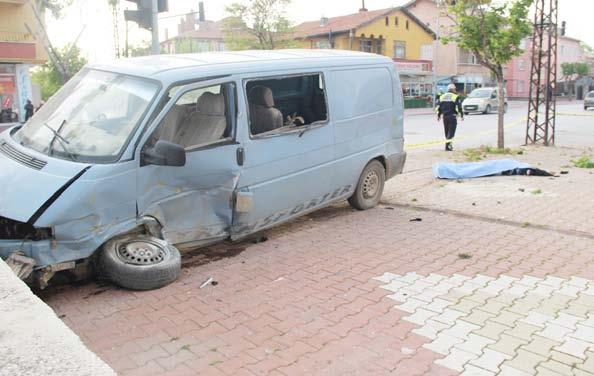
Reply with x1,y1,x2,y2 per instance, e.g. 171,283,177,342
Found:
572,156,594,168
463,146,524,162
521,222,530,228
458,253,472,260
411,198,418,202
180,345,191,351
209,360,223,366
531,189,542,195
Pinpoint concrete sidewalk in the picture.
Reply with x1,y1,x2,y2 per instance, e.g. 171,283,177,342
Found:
0,260,115,376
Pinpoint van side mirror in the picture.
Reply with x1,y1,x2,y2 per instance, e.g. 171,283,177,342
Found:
142,140,186,167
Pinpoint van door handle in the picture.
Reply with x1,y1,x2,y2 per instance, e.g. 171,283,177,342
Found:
236,147,245,166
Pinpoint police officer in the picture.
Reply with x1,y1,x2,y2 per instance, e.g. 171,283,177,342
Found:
437,84,464,151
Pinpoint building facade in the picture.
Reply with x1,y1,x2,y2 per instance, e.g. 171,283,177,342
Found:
404,0,495,94
505,35,592,99
160,11,226,54
0,0,46,123
295,6,436,99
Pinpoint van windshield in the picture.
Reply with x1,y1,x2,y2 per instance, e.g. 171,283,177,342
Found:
468,89,492,98
14,69,159,163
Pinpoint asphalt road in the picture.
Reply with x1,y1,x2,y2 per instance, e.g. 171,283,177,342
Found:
2,101,591,150
404,101,594,151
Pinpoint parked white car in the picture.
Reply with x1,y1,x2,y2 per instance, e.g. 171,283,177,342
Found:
462,87,508,115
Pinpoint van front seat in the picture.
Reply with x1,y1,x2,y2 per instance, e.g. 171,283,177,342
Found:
155,104,187,143
175,92,227,148
248,86,283,135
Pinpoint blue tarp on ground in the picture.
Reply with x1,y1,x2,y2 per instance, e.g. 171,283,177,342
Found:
433,159,531,179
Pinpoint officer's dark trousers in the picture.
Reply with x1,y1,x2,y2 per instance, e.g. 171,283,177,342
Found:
443,115,457,150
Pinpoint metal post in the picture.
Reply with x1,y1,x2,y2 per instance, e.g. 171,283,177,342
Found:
432,11,441,108
525,0,557,145
151,0,159,55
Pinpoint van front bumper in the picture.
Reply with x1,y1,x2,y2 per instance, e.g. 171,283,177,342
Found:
386,151,407,180
0,237,95,269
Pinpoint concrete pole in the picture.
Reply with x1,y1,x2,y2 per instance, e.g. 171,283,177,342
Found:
151,0,159,55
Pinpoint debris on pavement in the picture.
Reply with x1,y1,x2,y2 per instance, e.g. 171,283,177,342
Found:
252,235,269,244
433,159,553,179
200,277,214,289
409,218,423,222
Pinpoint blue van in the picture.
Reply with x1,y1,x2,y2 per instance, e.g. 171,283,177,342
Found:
0,50,406,289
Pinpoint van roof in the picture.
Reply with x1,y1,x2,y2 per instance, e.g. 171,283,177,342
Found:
88,49,392,82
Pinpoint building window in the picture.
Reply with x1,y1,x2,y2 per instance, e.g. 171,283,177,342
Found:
518,59,525,70
315,40,331,49
421,44,433,60
385,17,389,26
375,40,383,55
518,80,525,93
394,41,406,59
395,16,399,26
360,39,373,53
406,20,409,30
459,48,478,64
519,39,527,49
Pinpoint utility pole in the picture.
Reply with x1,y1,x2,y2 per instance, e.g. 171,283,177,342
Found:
431,10,441,108
151,0,159,54
525,0,558,146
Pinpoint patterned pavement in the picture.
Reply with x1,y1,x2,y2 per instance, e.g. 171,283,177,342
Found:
38,146,594,375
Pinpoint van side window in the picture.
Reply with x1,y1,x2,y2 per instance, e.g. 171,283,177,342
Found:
246,74,328,136
151,83,234,150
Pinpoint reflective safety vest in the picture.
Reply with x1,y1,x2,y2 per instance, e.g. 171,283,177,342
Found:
438,92,463,117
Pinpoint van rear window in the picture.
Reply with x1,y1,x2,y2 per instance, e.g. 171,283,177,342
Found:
329,68,393,121
246,74,328,136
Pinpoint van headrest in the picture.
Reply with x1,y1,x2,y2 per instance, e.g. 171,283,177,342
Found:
249,86,275,108
197,92,225,116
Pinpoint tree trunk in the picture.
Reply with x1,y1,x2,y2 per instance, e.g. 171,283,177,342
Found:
496,76,505,149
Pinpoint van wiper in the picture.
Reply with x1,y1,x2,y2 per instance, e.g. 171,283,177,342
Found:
45,121,76,161
44,121,70,145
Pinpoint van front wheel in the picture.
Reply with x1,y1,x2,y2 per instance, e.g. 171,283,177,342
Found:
97,235,181,290
348,160,386,210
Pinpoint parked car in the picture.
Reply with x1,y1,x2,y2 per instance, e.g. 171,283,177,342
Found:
0,50,406,290
584,91,594,110
462,87,508,115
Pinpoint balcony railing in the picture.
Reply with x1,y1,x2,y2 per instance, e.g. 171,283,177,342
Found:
0,30,35,43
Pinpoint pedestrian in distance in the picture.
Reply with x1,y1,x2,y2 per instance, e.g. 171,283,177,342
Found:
25,99,34,121
437,83,464,151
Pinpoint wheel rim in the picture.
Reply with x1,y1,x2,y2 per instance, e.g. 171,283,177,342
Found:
116,239,167,265
362,170,380,199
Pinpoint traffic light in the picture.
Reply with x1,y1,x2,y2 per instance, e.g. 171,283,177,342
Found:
124,0,168,31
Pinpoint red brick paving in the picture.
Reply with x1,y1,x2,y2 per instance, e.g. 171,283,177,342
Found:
39,196,594,375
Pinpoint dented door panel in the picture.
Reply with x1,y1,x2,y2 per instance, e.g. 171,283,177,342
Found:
137,146,241,245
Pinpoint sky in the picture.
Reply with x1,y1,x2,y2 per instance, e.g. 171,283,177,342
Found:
48,0,594,63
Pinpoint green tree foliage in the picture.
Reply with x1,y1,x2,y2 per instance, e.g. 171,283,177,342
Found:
561,62,590,96
223,0,297,50
442,0,533,148
31,44,87,100
34,0,73,18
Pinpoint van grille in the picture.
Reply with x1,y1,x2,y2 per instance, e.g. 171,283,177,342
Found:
0,216,52,241
0,140,47,170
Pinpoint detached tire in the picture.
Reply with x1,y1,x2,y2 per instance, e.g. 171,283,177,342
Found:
348,160,386,210
98,235,181,290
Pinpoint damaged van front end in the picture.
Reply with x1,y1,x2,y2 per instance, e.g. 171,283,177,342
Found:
0,67,163,288
0,132,143,287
